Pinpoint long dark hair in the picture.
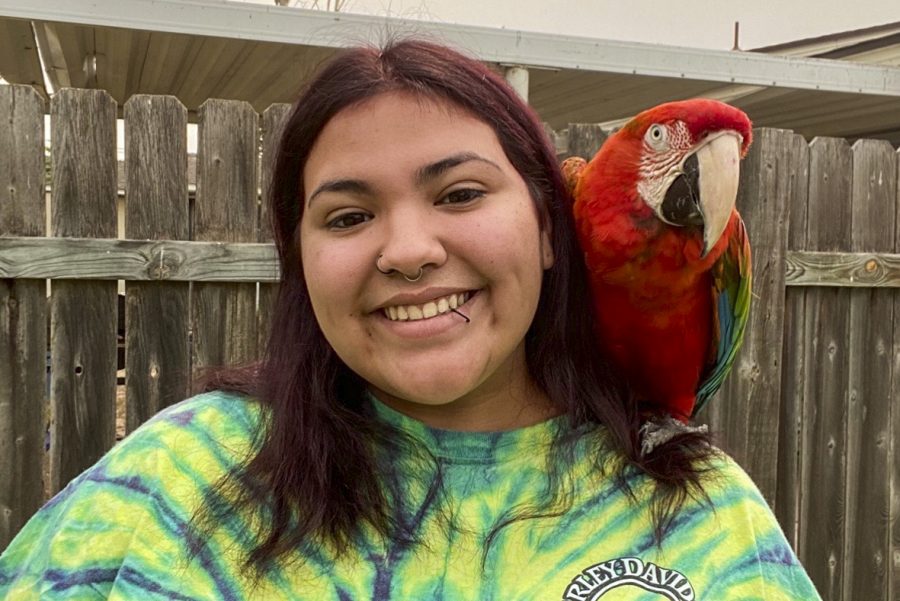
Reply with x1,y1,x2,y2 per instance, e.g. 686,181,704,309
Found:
195,38,713,576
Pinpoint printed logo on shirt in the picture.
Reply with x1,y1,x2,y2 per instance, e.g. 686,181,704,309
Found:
561,556,696,601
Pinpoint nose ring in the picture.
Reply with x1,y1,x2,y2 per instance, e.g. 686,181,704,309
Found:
376,254,424,283
402,267,424,283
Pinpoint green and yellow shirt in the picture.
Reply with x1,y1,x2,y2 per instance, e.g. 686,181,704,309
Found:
0,391,821,600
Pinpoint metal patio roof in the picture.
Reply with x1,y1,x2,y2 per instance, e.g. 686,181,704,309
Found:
2,0,899,144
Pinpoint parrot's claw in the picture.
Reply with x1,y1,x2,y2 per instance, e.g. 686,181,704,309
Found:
640,416,709,456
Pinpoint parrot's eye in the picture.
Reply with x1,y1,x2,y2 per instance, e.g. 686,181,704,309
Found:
645,124,668,150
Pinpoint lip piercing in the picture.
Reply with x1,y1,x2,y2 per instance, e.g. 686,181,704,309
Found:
376,254,424,283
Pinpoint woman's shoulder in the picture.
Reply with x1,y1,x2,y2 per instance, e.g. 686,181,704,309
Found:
99,390,264,489
696,449,772,508
129,389,257,441
0,391,265,599
128,390,263,449
59,389,263,510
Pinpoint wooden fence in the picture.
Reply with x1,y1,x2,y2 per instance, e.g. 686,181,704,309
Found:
2,84,899,600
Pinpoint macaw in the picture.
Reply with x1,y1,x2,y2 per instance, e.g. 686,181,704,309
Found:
564,99,752,431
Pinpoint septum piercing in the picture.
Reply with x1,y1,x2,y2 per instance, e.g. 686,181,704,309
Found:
376,254,424,283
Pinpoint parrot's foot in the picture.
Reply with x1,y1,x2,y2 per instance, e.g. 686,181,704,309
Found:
640,416,709,456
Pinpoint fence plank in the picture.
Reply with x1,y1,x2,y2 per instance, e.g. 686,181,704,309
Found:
776,132,811,549
785,250,900,287
0,237,279,281
891,148,900,601
565,123,607,160
48,89,118,494
124,95,190,433
844,140,897,600
192,99,260,373
700,128,791,506
5,236,900,288
799,137,853,601
258,104,290,354
0,85,46,549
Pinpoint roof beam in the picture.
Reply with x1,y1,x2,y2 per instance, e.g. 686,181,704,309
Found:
2,0,900,96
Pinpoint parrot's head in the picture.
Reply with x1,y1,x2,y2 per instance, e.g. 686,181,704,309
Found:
596,99,752,257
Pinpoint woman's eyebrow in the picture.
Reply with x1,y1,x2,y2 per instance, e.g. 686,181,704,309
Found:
307,152,501,207
415,152,502,185
307,179,373,207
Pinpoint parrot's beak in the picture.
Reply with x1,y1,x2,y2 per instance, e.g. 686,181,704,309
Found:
660,132,742,258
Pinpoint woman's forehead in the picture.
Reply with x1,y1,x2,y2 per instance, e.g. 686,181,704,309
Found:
303,91,512,185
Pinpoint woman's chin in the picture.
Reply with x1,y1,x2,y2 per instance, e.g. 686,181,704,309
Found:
371,372,482,409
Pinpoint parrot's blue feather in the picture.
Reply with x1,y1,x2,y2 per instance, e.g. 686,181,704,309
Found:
693,217,752,415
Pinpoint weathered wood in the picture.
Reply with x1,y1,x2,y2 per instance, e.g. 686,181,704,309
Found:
0,237,279,282
6,235,900,289
258,104,290,353
48,89,118,494
891,148,900,601
776,132,810,549
0,85,46,549
124,95,191,433
799,136,853,601
785,250,900,287
699,128,791,507
844,139,896,600
564,123,607,160
192,100,260,372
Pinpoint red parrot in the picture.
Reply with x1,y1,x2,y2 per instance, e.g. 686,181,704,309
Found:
565,99,752,430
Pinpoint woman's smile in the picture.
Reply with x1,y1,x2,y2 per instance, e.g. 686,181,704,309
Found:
377,288,476,322
373,289,481,340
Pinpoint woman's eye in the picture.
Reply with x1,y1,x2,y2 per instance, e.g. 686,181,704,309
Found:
327,212,370,229
439,188,484,205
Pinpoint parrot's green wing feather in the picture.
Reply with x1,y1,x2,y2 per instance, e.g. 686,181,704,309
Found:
692,216,751,416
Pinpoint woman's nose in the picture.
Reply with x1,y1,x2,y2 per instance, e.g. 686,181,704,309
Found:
376,207,447,278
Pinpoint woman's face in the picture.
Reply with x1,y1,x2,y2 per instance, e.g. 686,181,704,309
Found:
300,91,553,422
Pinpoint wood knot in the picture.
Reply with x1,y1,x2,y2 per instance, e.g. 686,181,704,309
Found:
865,259,877,272
147,245,183,280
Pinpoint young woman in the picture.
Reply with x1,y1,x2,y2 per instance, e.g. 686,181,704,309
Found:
0,39,821,600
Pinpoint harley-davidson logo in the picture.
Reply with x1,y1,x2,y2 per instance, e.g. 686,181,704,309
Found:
562,556,695,600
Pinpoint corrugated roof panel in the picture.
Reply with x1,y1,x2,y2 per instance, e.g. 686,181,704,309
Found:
0,17,45,94
0,4,898,145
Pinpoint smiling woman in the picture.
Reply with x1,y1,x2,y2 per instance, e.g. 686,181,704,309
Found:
301,92,554,426
0,39,821,600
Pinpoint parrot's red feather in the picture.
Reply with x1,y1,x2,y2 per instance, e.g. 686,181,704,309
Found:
572,99,752,420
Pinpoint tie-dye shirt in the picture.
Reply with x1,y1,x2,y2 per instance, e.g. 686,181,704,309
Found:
1,391,820,600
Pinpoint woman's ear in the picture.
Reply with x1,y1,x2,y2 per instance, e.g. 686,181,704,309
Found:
540,230,555,270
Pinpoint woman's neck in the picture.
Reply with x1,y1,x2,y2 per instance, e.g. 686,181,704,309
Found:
369,357,560,432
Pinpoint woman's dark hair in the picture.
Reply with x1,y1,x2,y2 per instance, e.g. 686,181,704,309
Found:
195,38,713,576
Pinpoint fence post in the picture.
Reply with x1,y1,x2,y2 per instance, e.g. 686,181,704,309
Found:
798,136,853,600
698,128,792,506
124,95,191,432
257,104,291,354
192,100,260,373
844,139,896,600
776,132,810,549
0,85,47,549
565,123,607,160
48,88,118,494
891,147,900,601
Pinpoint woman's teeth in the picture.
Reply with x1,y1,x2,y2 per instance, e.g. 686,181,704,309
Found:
384,292,470,322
